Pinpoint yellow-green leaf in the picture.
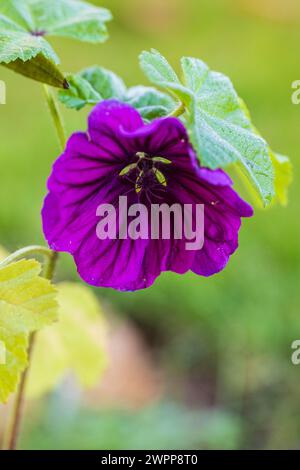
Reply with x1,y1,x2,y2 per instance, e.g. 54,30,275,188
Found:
0,259,58,326
27,283,107,398
0,328,28,404
0,259,58,403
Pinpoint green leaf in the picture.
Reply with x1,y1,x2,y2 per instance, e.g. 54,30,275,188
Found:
58,66,126,110
140,51,276,206
139,49,193,105
0,259,58,403
125,86,175,121
0,28,59,65
188,100,274,205
183,57,275,205
270,152,293,206
81,66,126,100
139,48,180,85
27,283,107,398
28,0,112,42
58,66,175,120
0,0,112,86
181,57,253,130
58,74,101,110
4,53,67,88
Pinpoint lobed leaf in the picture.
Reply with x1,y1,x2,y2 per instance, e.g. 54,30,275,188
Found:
140,51,279,206
0,0,112,86
125,86,174,121
58,66,126,110
139,49,193,105
188,100,274,205
58,74,101,110
58,65,175,119
0,259,58,403
28,0,112,43
0,328,28,405
81,66,126,100
0,30,59,65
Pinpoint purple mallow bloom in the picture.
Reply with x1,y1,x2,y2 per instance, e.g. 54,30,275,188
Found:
42,100,253,291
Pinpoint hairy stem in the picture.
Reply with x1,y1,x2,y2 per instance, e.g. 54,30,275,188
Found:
2,249,58,450
43,84,66,150
2,334,36,451
0,245,54,268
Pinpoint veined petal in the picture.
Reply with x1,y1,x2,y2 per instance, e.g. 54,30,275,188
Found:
88,100,144,158
42,99,253,291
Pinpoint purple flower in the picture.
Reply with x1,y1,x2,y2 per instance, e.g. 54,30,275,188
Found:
42,100,253,291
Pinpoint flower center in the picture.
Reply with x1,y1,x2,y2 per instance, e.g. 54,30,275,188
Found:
119,152,171,195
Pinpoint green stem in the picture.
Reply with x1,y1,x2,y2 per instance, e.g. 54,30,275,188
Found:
43,250,58,280
2,249,59,450
0,245,54,268
169,102,185,118
43,85,66,150
2,334,36,451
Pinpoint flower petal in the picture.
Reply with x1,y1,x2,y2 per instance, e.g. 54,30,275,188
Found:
88,100,144,159
192,236,239,277
167,168,253,276
74,236,152,291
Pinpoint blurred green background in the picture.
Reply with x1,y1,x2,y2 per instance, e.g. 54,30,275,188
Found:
0,0,300,450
